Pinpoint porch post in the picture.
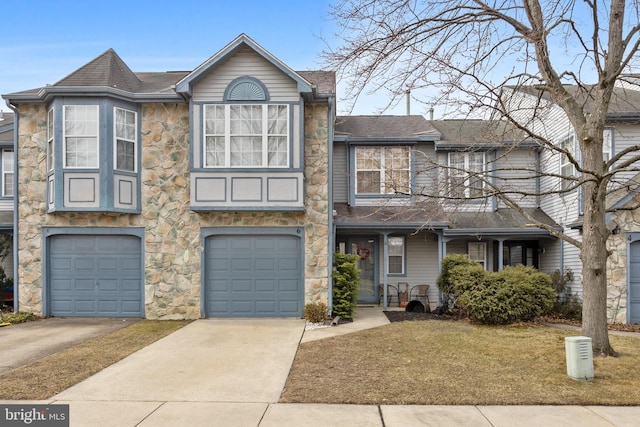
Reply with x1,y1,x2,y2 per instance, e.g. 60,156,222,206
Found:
497,239,505,270
439,233,446,305
382,232,389,309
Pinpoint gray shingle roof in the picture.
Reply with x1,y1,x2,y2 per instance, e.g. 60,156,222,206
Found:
0,111,14,143
54,49,141,92
447,208,560,231
335,115,437,139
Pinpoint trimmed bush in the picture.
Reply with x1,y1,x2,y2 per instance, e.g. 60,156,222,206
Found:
304,302,329,323
455,265,556,325
436,254,479,311
332,252,361,320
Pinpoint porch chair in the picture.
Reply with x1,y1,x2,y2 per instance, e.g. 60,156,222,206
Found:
378,284,399,306
409,284,431,309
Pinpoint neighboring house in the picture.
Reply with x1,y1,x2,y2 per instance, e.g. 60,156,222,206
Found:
499,84,640,324
333,116,561,308
2,34,333,319
0,110,14,303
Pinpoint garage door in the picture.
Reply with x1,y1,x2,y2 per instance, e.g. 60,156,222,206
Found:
49,235,143,317
630,240,640,323
205,235,303,317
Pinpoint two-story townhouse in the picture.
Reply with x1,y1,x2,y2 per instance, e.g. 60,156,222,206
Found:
500,84,640,324
332,115,561,309
3,34,334,319
0,110,14,304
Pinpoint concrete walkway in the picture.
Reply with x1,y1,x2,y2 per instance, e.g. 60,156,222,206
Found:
1,309,639,426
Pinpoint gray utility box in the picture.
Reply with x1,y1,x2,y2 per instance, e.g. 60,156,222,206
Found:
565,336,594,381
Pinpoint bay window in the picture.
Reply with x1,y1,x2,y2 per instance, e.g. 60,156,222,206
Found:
204,104,289,168
115,107,137,172
355,146,410,194
64,105,99,168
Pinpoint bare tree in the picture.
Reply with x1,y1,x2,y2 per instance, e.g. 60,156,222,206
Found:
325,0,640,356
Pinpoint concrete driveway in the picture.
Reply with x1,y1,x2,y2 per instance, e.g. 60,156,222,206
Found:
0,317,136,375
53,318,305,403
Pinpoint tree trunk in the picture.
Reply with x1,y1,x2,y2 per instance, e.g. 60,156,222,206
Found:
579,131,615,357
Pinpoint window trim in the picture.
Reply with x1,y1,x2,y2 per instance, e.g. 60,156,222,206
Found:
354,146,411,195
447,151,485,199
47,108,54,172
468,242,487,270
1,148,13,198
113,107,137,173
387,235,406,275
203,103,290,169
63,104,99,169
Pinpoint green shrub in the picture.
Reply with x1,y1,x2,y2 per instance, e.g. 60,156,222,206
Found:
332,252,360,320
454,265,556,325
436,254,479,310
304,302,328,323
553,293,583,321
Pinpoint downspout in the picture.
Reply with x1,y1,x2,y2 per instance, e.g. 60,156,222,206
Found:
7,101,18,314
327,96,335,313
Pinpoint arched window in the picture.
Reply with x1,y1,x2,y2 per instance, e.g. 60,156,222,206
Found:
223,76,269,101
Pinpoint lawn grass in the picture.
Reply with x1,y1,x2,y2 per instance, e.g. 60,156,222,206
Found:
280,320,640,405
0,320,190,400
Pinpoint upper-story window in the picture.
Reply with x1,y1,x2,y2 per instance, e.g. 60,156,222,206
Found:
47,109,54,172
559,134,576,191
204,104,289,168
448,152,485,198
2,149,13,197
355,146,410,195
114,107,137,172
63,105,99,168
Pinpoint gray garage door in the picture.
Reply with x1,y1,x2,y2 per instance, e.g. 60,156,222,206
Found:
630,240,640,324
49,235,143,317
205,235,303,317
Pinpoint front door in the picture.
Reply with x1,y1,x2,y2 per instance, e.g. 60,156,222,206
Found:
348,237,377,303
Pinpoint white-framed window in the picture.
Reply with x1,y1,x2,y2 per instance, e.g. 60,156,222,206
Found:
388,236,405,274
448,152,485,198
468,242,487,269
63,105,99,168
47,108,54,172
559,134,576,191
355,146,410,194
603,128,612,164
203,104,289,168
114,107,137,172
2,149,13,197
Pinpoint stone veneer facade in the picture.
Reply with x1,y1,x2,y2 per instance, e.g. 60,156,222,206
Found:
16,102,330,319
605,208,640,323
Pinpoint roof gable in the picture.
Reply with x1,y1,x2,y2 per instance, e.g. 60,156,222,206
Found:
175,33,313,96
54,48,140,92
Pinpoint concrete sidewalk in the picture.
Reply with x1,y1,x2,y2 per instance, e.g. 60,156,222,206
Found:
2,309,639,426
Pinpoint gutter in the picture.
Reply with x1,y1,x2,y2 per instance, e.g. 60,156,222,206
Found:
327,96,335,314
6,101,18,314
